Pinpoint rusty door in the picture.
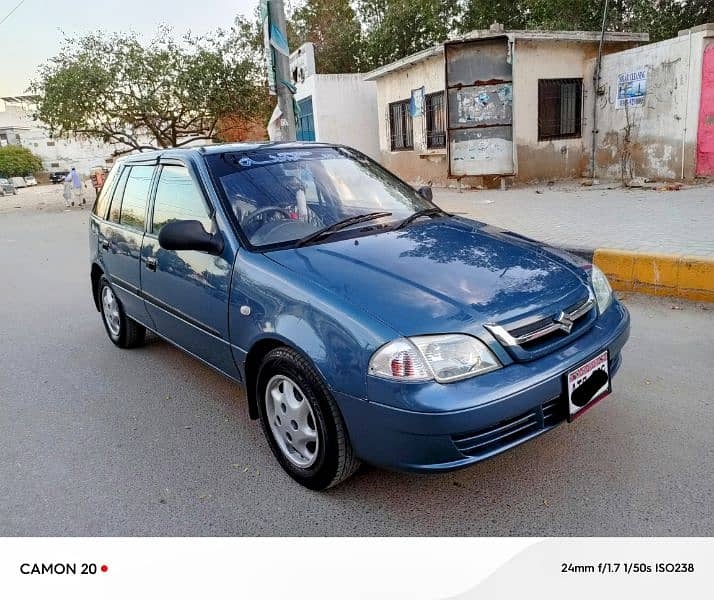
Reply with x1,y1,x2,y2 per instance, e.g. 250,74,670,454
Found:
696,43,714,177
445,38,514,177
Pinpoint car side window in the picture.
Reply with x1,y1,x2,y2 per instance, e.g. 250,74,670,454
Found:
151,165,212,234
93,164,121,219
107,167,129,223
119,165,154,231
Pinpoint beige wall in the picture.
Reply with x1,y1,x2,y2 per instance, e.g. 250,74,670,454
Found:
512,39,637,181
512,40,594,180
373,39,642,185
583,27,712,181
374,54,451,186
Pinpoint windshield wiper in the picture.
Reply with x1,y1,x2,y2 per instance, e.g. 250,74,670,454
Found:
295,212,393,248
394,207,446,231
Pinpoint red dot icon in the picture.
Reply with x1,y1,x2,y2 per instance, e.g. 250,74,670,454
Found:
101,565,108,573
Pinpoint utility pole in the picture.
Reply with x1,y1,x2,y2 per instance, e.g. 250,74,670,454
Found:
268,0,296,142
590,0,610,181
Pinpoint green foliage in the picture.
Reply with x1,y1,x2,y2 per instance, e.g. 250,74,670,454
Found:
460,0,714,42
358,0,460,70
287,0,714,74
0,145,43,178
290,0,364,73
31,26,270,152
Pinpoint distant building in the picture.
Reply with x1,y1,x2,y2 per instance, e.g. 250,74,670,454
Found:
268,43,380,160
364,26,648,186
0,96,121,176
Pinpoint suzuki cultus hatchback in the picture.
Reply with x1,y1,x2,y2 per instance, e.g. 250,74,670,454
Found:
89,143,630,489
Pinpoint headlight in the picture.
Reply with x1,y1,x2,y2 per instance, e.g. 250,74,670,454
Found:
368,334,501,383
590,265,613,314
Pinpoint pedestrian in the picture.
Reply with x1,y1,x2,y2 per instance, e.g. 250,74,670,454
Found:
65,167,85,208
63,174,73,208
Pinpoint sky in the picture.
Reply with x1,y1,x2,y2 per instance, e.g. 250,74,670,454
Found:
0,0,258,96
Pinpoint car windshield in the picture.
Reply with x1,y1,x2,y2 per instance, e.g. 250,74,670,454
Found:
206,147,432,249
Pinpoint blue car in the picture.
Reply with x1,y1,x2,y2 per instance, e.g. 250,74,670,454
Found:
89,143,630,489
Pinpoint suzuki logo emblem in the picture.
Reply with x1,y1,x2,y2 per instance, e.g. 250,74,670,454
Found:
554,312,574,333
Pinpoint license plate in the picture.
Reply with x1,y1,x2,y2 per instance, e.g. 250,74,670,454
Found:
567,350,610,421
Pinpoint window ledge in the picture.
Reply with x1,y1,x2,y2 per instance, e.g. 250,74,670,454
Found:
418,148,446,157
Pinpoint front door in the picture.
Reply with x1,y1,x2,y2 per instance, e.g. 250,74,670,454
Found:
141,162,237,377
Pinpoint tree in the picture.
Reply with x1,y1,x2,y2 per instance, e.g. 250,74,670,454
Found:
0,145,43,178
459,0,714,41
359,0,460,69
459,0,530,33
30,26,271,154
627,0,714,42
289,0,365,73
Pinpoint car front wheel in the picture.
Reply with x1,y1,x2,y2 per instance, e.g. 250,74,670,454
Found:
257,347,360,490
98,276,146,348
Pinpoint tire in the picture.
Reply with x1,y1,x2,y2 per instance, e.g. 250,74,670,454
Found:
98,276,146,348
257,347,360,490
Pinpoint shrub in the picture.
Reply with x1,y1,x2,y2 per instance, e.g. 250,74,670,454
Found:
0,145,44,178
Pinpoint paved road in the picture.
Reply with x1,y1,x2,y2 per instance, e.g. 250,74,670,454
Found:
435,182,714,256
1,208,712,536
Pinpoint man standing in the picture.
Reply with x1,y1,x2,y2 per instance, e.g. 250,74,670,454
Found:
65,167,85,207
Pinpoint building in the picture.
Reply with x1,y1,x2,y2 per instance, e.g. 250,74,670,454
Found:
268,43,380,160
585,23,714,181
365,26,648,186
0,96,121,177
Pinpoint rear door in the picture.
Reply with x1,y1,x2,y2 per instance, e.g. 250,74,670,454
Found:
445,37,514,176
96,163,156,326
141,159,237,377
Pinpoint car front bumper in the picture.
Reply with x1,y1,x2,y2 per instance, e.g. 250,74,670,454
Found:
334,301,631,473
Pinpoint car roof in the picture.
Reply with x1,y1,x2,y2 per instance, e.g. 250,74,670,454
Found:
118,141,339,165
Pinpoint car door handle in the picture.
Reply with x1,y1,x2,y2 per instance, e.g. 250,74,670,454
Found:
145,257,157,271
101,240,110,250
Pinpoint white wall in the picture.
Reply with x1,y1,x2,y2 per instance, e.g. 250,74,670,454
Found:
584,26,713,180
0,101,123,176
309,75,380,160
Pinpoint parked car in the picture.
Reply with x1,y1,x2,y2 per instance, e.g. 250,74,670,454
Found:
89,143,630,489
50,171,69,184
0,178,17,196
10,176,27,188
24,175,38,186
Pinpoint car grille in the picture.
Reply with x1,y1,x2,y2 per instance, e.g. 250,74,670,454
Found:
484,291,596,361
451,396,568,458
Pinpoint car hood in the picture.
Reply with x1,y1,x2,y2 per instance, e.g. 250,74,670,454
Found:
266,217,591,337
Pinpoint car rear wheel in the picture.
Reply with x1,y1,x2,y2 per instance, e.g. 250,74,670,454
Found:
257,347,360,490
98,276,146,348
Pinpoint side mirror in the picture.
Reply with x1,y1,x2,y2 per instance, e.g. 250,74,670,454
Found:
417,186,433,202
158,220,224,255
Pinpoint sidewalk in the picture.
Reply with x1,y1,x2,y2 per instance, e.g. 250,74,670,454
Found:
434,181,714,301
433,182,714,257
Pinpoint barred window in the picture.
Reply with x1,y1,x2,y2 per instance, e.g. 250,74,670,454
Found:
425,92,446,149
389,99,413,151
538,79,582,141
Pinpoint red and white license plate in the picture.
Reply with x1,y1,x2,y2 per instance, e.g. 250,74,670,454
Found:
567,350,610,420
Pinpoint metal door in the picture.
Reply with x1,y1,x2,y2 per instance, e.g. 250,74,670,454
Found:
696,43,714,177
296,97,316,141
445,38,514,176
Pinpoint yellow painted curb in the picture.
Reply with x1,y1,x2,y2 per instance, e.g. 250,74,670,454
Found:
593,249,714,302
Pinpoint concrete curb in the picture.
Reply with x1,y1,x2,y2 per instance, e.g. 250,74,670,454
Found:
590,249,714,302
